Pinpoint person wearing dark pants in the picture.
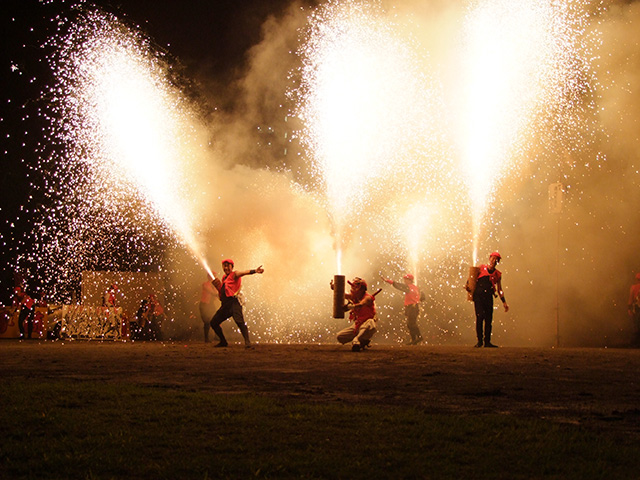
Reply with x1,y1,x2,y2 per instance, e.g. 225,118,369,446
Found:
469,252,509,348
13,286,35,339
209,259,264,348
381,273,424,345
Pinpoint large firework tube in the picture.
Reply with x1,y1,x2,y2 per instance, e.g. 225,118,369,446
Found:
467,266,480,301
332,274,346,319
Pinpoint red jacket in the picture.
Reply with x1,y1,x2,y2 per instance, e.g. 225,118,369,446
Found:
348,293,376,331
216,272,242,300
477,264,502,293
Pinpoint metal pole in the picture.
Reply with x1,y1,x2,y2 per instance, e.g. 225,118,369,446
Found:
549,181,563,348
556,215,560,348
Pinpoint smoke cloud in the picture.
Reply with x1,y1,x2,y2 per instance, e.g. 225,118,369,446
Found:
171,0,640,346
20,0,639,346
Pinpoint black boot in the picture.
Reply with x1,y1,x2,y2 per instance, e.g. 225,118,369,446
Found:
484,324,497,347
238,324,252,348
210,321,227,347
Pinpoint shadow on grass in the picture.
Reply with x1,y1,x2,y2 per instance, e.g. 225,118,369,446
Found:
1,380,638,479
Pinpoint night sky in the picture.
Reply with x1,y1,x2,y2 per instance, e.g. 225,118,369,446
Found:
1,0,305,303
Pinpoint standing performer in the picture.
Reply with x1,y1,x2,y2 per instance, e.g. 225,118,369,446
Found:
331,277,377,352
381,273,423,345
147,294,165,341
209,259,264,348
466,251,509,348
627,272,640,346
200,275,217,343
13,286,35,339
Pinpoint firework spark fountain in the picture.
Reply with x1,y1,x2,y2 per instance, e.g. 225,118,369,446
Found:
40,8,215,287
295,0,439,274
453,0,594,264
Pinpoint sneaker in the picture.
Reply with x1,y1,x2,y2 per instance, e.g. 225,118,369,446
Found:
484,342,498,348
214,341,228,348
351,343,361,352
413,337,423,345
360,339,371,349
474,341,483,348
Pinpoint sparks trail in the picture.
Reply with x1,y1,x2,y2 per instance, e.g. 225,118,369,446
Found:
32,6,210,299
452,0,596,263
294,0,442,274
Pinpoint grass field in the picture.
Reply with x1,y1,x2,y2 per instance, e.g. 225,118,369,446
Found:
2,379,639,479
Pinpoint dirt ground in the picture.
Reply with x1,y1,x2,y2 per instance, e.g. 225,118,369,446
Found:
2,340,640,437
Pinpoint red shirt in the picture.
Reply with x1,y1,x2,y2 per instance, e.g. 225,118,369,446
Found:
218,272,242,299
148,296,164,315
13,290,34,309
404,284,421,306
24,296,35,309
477,264,502,285
348,293,376,330
388,280,421,306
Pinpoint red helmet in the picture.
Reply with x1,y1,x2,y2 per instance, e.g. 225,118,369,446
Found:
222,258,234,267
490,251,502,260
403,273,414,281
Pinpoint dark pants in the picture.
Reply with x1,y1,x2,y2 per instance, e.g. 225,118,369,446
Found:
18,307,34,339
199,302,217,343
129,321,141,340
210,297,250,345
405,304,422,342
149,315,163,341
473,289,494,345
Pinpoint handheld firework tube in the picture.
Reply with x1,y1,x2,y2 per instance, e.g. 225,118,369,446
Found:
466,266,480,301
332,275,346,319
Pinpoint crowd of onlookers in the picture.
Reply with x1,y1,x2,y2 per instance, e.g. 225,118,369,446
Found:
1,283,165,341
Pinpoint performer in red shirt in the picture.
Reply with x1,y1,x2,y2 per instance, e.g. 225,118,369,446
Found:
209,259,264,348
332,277,377,352
381,273,424,345
13,286,35,339
467,252,509,348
